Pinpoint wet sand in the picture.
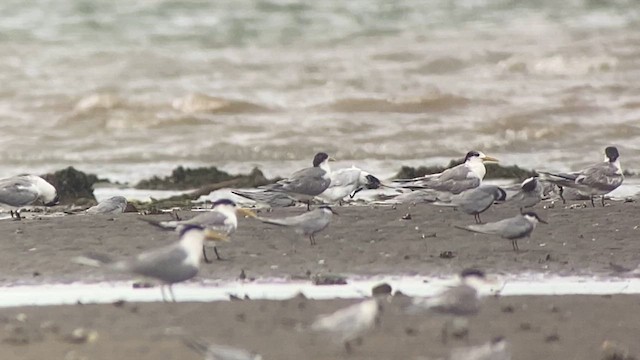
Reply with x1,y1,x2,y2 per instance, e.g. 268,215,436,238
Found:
0,200,639,358
0,295,638,359
1,199,639,284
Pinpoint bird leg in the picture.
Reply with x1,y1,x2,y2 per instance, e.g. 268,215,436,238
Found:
202,246,213,264
590,196,595,207
213,246,223,260
309,235,316,246
511,240,519,252
601,195,606,207
558,186,565,204
11,210,22,221
474,213,482,224
160,285,168,302
344,341,352,354
167,285,176,302
306,201,311,211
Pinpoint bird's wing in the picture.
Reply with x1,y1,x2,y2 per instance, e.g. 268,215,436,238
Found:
427,177,480,194
128,245,193,281
328,168,360,188
575,163,624,191
454,187,497,213
459,216,529,239
276,167,331,195
0,177,39,207
257,211,314,227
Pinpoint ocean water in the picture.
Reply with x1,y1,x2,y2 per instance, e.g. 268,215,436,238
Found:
0,0,639,183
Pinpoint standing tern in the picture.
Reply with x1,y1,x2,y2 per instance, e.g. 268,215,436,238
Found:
394,151,499,195
86,196,128,214
317,166,383,204
139,199,256,263
0,175,59,219
257,205,336,245
311,298,382,353
432,185,507,223
72,225,217,301
268,152,334,209
407,269,488,343
456,212,547,251
505,176,544,211
539,146,623,207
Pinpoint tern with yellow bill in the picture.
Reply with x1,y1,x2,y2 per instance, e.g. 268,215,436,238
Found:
72,225,219,301
139,199,256,262
394,151,499,195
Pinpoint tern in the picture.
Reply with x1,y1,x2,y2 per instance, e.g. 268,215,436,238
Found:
539,146,623,207
257,205,336,245
505,176,544,211
231,189,297,208
433,185,507,223
394,151,499,195
456,212,547,251
447,337,511,360
317,166,383,204
267,152,334,209
72,224,217,301
311,298,382,353
182,337,262,360
86,196,128,214
0,175,59,220
407,269,488,343
139,199,256,263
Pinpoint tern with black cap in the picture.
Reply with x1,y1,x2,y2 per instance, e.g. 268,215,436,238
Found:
456,212,547,251
394,151,499,195
540,146,623,207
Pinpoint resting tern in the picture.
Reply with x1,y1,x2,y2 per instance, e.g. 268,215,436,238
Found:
231,189,297,208
433,185,507,223
505,177,544,211
539,146,623,207
268,152,334,209
407,269,488,343
72,225,217,301
447,337,511,360
182,337,262,360
86,196,128,214
139,199,256,263
257,205,336,245
0,175,58,219
311,298,382,353
317,166,382,204
394,151,499,195
456,212,547,251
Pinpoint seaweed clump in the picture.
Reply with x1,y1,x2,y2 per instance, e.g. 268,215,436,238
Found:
42,167,99,205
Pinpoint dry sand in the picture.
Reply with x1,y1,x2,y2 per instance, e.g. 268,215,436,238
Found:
0,199,639,359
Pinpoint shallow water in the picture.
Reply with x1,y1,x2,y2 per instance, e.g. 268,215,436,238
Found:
0,0,639,183
0,274,638,308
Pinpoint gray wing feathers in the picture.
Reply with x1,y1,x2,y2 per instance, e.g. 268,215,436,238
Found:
463,216,532,239
128,246,196,283
275,167,330,195
0,179,39,207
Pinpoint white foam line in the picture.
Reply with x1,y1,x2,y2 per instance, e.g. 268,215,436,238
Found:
0,274,637,308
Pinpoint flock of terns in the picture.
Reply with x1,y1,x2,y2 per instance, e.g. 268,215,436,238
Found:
0,146,625,358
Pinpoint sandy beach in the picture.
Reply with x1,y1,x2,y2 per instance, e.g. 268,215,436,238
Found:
0,200,638,358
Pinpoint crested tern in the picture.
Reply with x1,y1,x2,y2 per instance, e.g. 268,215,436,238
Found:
72,224,217,301
407,269,488,343
311,298,382,353
448,337,511,360
139,199,256,263
456,212,547,251
268,152,334,209
317,166,382,204
0,175,59,219
257,205,336,245
394,151,499,195
433,185,507,223
505,176,544,211
182,337,262,360
86,196,128,214
539,146,623,207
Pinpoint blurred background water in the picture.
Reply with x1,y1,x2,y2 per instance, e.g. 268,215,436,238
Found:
0,0,638,183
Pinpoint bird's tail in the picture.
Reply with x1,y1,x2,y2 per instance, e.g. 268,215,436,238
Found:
538,171,578,187
256,216,291,227
138,217,178,230
71,253,115,267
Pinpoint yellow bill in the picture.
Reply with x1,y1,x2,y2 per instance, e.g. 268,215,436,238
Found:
482,155,499,163
237,208,257,218
203,229,231,243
